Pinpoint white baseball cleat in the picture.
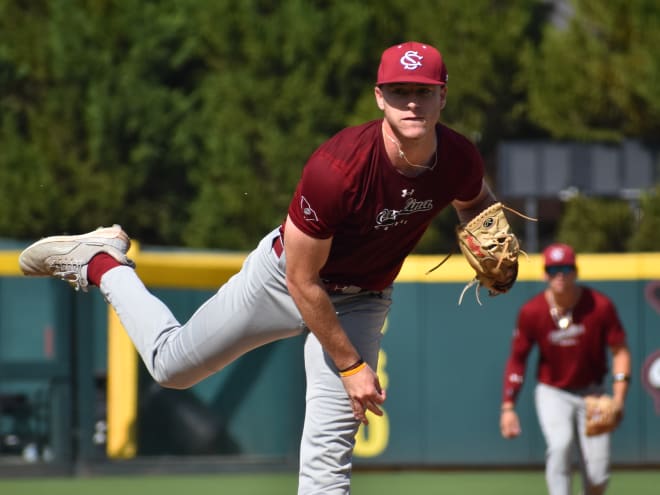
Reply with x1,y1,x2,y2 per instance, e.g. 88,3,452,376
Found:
18,224,135,291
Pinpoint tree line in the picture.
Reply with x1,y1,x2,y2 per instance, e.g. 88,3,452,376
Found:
1,0,658,252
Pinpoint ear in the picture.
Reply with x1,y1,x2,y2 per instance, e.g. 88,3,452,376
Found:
439,86,448,110
374,86,385,111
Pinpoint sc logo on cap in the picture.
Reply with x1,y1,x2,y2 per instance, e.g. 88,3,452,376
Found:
548,247,567,262
400,50,423,70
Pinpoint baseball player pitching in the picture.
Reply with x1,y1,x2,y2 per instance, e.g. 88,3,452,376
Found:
19,41,517,494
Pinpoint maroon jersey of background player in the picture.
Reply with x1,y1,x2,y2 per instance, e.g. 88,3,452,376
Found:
285,118,484,291
502,287,628,403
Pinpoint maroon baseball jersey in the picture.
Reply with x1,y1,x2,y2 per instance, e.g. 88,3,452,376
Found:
285,119,484,290
502,287,627,402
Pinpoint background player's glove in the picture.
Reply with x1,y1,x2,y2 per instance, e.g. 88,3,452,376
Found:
455,202,521,304
585,395,622,436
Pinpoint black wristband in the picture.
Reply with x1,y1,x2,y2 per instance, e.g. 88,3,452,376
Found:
339,358,364,374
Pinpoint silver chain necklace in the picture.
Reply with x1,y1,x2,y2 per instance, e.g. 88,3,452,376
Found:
384,129,438,171
547,290,576,330
550,306,573,330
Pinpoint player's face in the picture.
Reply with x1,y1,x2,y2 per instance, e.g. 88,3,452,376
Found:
375,83,446,140
545,265,577,294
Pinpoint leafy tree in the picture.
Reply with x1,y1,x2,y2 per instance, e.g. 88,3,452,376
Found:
555,195,634,252
520,0,660,142
0,0,204,242
182,0,396,248
629,184,660,251
2,0,656,253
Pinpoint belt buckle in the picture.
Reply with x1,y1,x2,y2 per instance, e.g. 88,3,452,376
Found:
326,283,362,294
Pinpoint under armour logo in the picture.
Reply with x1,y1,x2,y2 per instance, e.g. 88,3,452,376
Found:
401,188,415,198
400,50,423,70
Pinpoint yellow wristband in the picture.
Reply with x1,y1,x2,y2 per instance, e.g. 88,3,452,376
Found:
339,361,367,377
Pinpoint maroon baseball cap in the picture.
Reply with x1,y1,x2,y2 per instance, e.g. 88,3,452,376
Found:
377,41,448,86
543,243,576,267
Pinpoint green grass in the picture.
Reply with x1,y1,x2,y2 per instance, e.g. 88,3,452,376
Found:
0,470,657,495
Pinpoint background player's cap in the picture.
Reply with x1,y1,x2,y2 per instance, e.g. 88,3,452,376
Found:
377,41,448,86
543,243,576,267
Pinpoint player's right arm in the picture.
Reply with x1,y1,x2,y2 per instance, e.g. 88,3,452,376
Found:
500,309,535,439
283,216,385,425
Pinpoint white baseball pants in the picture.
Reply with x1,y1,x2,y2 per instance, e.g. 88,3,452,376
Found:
98,227,392,494
535,383,611,495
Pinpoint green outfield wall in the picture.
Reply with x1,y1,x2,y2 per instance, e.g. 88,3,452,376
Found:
0,248,658,469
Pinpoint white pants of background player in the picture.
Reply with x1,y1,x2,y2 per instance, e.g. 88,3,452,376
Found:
535,383,611,495
99,227,392,495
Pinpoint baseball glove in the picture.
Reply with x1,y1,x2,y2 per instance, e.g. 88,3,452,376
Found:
425,202,535,305
455,202,522,304
585,395,622,436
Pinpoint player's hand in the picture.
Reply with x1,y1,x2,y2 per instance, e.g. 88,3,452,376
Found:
500,409,521,439
340,364,386,425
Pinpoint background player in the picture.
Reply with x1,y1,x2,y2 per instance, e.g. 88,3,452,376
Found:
499,243,631,495
19,41,517,494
